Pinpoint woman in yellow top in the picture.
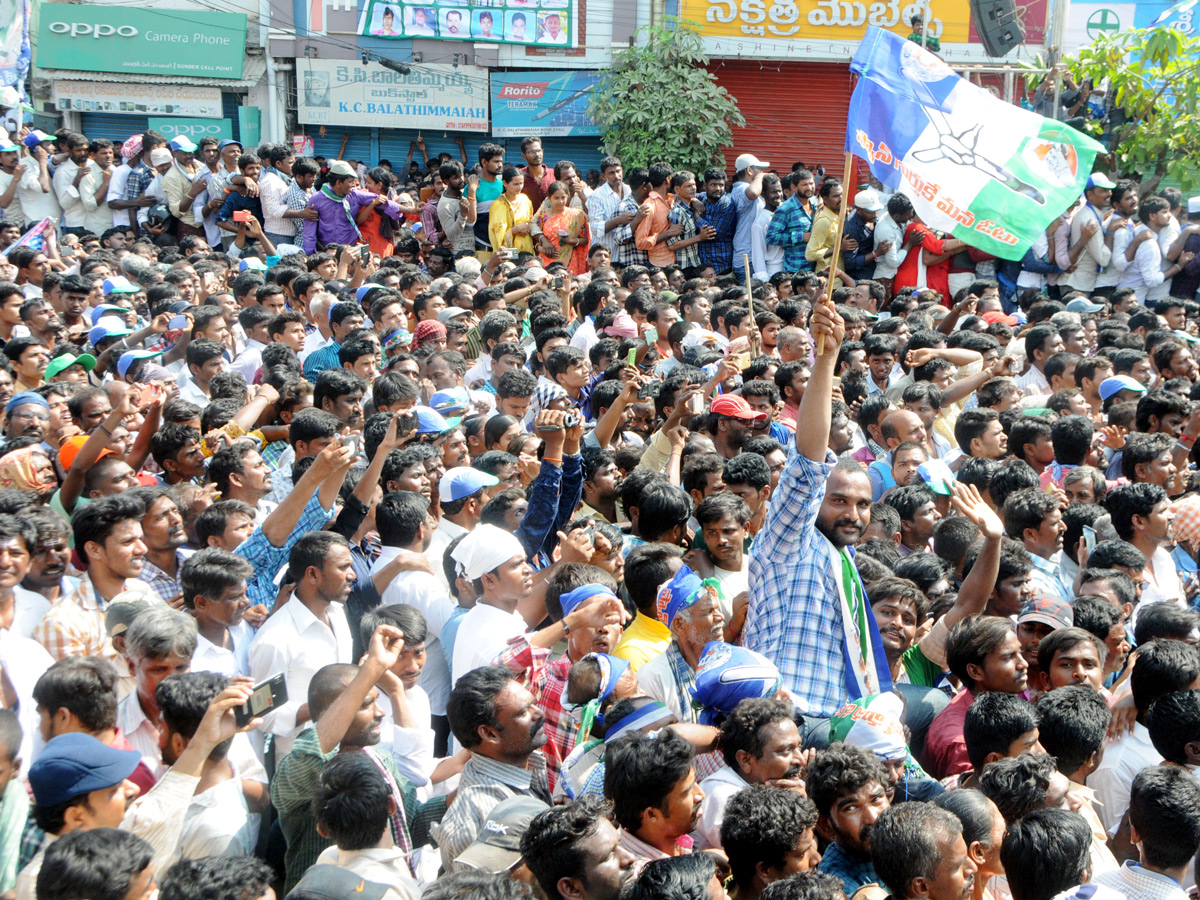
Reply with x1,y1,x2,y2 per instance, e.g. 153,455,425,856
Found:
488,165,534,254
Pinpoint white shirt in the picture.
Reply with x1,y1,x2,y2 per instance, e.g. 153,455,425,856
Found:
117,689,168,778
191,620,253,677
750,205,783,281
637,646,687,721
1096,214,1136,289
1130,546,1185,628
0,634,53,774
173,775,256,863
233,339,267,383
425,519,468,590
1094,861,1189,900
711,562,748,623
1015,364,1050,397
872,212,906,279
378,685,437,788
15,162,59,223
1119,224,1174,301
451,602,526,685
695,765,749,850
0,167,25,225
248,597,353,757
370,548,455,716
314,846,421,900
2,587,50,640
1090,722,1163,836
569,317,599,354
108,163,133,227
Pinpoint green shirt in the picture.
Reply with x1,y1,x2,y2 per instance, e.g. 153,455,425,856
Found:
901,643,945,687
271,726,448,893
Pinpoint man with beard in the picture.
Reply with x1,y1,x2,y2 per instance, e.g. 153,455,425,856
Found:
521,794,638,900
437,666,553,871
745,302,893,742
497,574,629,792
314,369,367,434
871,803,977,900
695,698,806,849
57,275,93,344
708,395,762,460
765,168,818,274
273,624,448,893
637,565,727,722
605,727,704,862
130,487,189,606
808,743,891,894
184,549,255,678
3,391,49,444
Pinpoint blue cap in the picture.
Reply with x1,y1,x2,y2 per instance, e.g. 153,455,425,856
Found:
430,387,470,426
5,391,48,417
239,258,267,272
117,349,164,379
654,565,719,628
439,466,499,503
558,584,619,619
692,642,783,725
356,284,384,304
101,276,139,296
168,136,197,153
414,405,450,435
89,317,132,347
28,733,141,807
90,304,127,325
1099,374,1148,402
217,139,242,152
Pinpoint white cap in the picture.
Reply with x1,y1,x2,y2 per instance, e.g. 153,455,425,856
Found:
734,153,769,172
854,189,885,212
1188,196,1200,215
149,148,172,167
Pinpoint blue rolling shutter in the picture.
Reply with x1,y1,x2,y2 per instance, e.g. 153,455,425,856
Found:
79,113,148,143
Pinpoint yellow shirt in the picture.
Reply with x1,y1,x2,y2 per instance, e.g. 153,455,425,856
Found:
806,206,839,271
614,611,672,673
488,193,534,254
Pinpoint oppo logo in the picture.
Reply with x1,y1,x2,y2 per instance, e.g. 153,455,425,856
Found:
49,22,138,38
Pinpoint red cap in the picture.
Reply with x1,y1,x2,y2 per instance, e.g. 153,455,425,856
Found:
710,395,764,421
981,311,1020,327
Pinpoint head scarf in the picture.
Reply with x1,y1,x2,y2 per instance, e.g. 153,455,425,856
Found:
570,652,631,742
603,698,675,744
121,135,143,161
0,446,52,493
559,584,619,619
655,565,721,628
828,693,908,761
527,376,569,425
691,642,783,725
451,524,526,582
602,311,638,339
413,319,447,347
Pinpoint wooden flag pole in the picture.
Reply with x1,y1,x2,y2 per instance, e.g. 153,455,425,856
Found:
816,150,857,357
743,253,762,358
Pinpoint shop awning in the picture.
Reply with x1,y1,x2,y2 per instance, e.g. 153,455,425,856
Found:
42,56,266,89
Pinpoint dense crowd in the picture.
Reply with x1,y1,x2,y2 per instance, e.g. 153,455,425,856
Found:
0,123,1198,900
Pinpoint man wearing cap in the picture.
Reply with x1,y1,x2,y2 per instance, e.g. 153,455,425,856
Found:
709,395,763,460
3,391,48,443
13,132,57,227
17,678,256,900
120,131,166,224
496,580,629,790
1062,174,1118,295
428,466,497,589
1015,596,1073,694
0,137,30,228
843,190,889,283
457,794,550,877
303,161,364,254
160,137,206,237
106,136,141,232
51,134,113,237
729,154,767,267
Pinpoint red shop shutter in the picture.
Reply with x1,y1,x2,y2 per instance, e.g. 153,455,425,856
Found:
707,60,859,179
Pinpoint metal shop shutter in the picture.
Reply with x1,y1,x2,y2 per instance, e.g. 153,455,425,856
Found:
707,60,855,177
80,113,149,143
310,128,374,162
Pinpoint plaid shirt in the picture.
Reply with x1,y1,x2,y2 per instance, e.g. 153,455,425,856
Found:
237,492,333,609
137,550,189,605
764,194,817,273
667,201,705,271
497,634,573,793
700,193,737,274
744,449,856,717
613,194,649,268
124,160,155,202
33,576,154,663
284,180,311,216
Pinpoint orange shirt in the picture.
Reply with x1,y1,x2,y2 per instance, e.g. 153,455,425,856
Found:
634,191,676,267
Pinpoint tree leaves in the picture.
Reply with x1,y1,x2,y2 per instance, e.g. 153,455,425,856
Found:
586,18,745,171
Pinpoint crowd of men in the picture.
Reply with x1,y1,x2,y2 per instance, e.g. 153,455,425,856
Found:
1,122,1200,900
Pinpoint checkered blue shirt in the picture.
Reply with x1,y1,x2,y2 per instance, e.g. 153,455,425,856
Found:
124,161,155,202
764,194,817,273
745,448,855,718
699,193,737,274
237,492,333,608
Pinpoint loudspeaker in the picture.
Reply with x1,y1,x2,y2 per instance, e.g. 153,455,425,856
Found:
969,0,1025,57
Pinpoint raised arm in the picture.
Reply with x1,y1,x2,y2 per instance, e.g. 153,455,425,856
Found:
795,301,844,461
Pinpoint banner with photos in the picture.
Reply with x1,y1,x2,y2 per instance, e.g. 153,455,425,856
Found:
356,0,573,48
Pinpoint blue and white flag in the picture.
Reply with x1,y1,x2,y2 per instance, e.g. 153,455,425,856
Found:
846,27,1105,260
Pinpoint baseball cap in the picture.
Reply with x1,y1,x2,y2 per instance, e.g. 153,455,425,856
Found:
22,130,55,148
28,733,141,807
217,139,242,152
455,795,550,873
438,306,472,325
117,349,164,379
45,352,97,380
0,140,18,154
355,284,383,304
1086,173,1116,190
981,310,1020,326
101,276,139,296
414,405,450,436
734,153,769,171
1018,595,1073,630
58,434,114,470
88,317,132,347
1065,298,1104,314
918,459,955,496
104,598,150,639
1189,196,1200,215
286,866,388,900
1174,329,1200,344
91,304,129,326
239,258,267,272
854,189,885,212
1098,374,1148,402
692,642,783,726
439,466,499,503
168,136,197,153
327,160,356,178
149,148,173,167
430,386,471,426
710,395,764,422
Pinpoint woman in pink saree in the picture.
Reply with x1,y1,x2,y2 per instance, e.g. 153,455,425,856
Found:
537,180,590,276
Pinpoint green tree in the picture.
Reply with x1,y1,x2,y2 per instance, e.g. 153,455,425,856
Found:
1065,26,1200,193
587,19,745,172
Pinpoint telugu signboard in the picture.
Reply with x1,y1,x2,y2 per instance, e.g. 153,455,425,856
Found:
51,81,224,117
490,70,600,137
356,0,575,48
296,60,489,131
37,6,247,79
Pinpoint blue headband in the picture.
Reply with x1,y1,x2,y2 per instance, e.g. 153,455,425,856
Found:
560,583,619,620
5,392,48,416
604,701,675,743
